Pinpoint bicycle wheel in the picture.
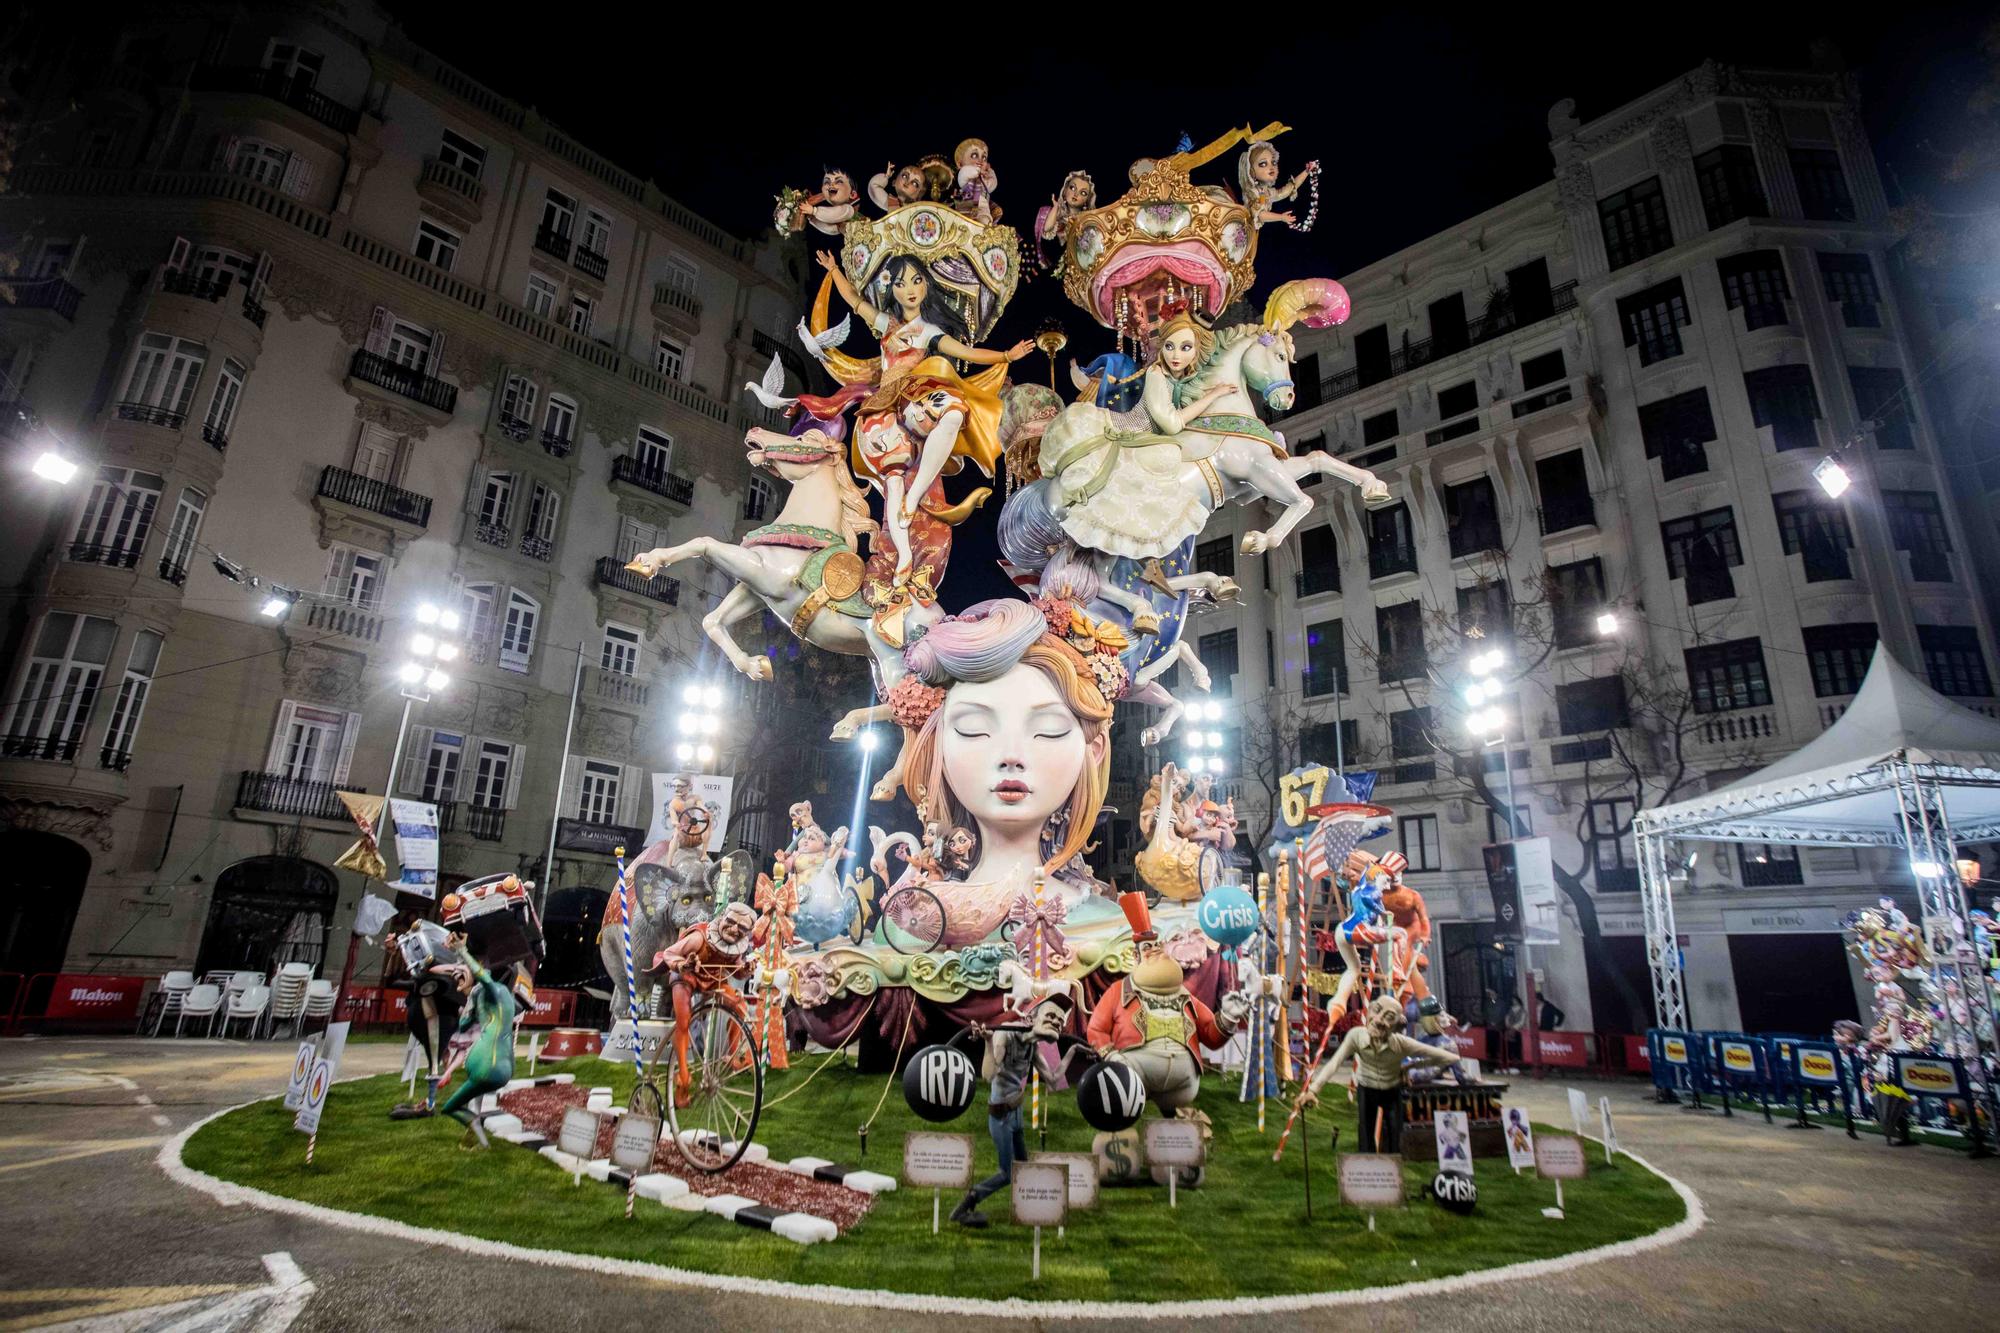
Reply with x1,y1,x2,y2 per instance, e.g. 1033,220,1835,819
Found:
880,885,947,955
630,1078,668,1149
664,996,763,1172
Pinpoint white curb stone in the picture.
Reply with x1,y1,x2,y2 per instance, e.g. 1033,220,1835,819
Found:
635,1173,690,1203
841,1170,897,1195
771,1213,839,1245
702,1193,757,1220
784,1155,834,1176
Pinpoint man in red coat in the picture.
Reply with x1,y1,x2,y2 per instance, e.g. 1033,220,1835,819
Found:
1087,893,1248,1117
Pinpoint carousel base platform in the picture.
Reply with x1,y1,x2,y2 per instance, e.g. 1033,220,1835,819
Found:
176,1062,1686,1307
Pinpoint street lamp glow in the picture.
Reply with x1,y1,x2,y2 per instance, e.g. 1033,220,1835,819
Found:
703,685,723,709
701,714,721,735
1207,756,1226,775
415,603,441,625
409,632,437,657
398,662,425,685
1813,456,1852,499
675,742,695,762
1469,648,1507,676
1204,731,1221,749
1596,611,1620,636
259,595,292,618
425,668,449,691
682,684,701,706
1462,680,1490,707
678,712,699,735
437,609,461,632
1912,860,1946,878
1467,707,1504,736
1188,731,1206,750
31,451,79,483
696,743,715,764
435,642,459,662
1205,701,1225,721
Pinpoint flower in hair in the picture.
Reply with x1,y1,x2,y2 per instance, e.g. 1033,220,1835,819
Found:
1087,653,1131,702
888,674,946,731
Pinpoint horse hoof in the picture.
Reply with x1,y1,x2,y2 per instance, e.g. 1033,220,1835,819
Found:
1132,611,1162,636
742,656,773,682
1214,577,1241,603
1240,531,1270,555
1141,727,1163,748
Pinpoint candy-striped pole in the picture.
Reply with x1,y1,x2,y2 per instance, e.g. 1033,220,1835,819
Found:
1030,870,1045,1135
1274,860,1292,1083
615,846,643,1084
1256,870,1268,1132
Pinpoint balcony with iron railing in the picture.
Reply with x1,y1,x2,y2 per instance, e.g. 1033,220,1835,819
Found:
158,557,187,586
610,455,694,505
69,542,142,569
99,746,133,773
417,157,485,219
541,427,574,459
521,532,554,562
233,769,358,822
159,268,231,302
192,65,360,135
1369,542,1418,581
202,423,229,452
315,464,433,531
533,224,572,263
573,244,609,282
1301,666,1348,699
1294,567,1341,599
1447,517,1503,560
475,519,510,549
4,275,85,322
2,733,80,762
346,348,457,419
496,413,533,442
1317,281,1578,404
652,280,701,324
467,804,507,841
594,556,680,605
115,401,186,429
1426,410,1483,448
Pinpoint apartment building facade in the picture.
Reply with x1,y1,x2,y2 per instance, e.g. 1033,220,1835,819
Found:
1109,60,2000,1038
0,2,802,987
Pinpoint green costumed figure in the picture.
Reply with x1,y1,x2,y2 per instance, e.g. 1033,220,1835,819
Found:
436,935,516,1147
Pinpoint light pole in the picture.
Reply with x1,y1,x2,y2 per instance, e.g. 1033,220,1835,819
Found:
673,682,726,770
1181,699,1229,781
1464,646,1528,1071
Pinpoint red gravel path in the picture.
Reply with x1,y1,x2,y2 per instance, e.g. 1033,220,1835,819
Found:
499,1084,875,1231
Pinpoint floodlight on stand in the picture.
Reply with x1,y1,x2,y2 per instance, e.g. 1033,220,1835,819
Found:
1596,611,1621,636
701,714,720,735
696,743,715,763
678,712,699,735
213,554,244,583
425,668,450,691
410,632,437,657
703,685,723,709
437,609,460,632
31,451,79,483
398,662,425,685
1188,731,1205,750
435,643,459,662
1207,701,1226,721
1813,456,1852,499
675,742,695,762
415,604,441,625
1462,680,1489,707
1208,731,1224,749
682,684,701,706
1912,860,1946,878
258,586,298,618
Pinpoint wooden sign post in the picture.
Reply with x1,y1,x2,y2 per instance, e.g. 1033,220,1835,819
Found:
1534,1132,1587,1219
1144,1118,1205,1210
612,1113,661,1219
1337,1153,1404,1232
559,1106,600,1188
904,1131,975,1235
1012,1161,1069,1280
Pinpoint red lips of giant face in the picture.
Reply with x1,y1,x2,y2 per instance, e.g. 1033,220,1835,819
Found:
992,779,1030,805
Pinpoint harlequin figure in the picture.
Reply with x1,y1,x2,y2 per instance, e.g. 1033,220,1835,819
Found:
435,937,516,1146
648,902,768,1103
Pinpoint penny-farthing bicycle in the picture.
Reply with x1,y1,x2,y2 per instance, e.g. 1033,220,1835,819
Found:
629,991,764,1172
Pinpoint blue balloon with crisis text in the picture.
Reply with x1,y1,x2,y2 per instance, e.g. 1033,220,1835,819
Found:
1197,883,1259,949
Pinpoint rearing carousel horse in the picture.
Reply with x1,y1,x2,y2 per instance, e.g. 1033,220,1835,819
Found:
625,418,978,799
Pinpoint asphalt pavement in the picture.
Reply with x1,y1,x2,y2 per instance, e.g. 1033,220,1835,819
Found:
0,1036,1995,1330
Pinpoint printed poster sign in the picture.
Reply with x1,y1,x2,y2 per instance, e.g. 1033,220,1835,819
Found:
1794,1046,1841,1086
1010,1161,1069,1227
1534,1134,1587,1180
1661,1034,1690,1066
1894,1055,1964,1098
1435,1109,1473,1176
1502,1105,1537,1170
284,1041,315,1110
1567,1087,1589,1135
1719,1040,1757,1075
647,772,733,852
1514,837,1560,947
1598,1096,1619,1158
903,1132,975,1190
1337,1154,1405,1208
386,798,440,896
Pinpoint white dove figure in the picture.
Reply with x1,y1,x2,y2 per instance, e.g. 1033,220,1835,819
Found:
742,353,794,411
796,313,852,365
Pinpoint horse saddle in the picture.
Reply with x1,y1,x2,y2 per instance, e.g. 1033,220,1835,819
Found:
789,544,870,638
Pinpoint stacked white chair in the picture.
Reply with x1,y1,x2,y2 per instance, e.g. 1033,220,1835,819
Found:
268,963,312,1038
219,984,270,1039
146,971,195,1036
225,971,264,1002
176,984,223,1038
300,979,336,1033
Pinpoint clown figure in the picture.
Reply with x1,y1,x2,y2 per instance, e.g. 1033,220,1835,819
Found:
1087,894,1248,1117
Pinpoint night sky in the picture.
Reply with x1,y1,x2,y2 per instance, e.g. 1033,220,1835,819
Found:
393,5,1987,608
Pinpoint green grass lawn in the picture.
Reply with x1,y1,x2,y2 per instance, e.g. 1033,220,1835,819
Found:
182,1059,1686,1303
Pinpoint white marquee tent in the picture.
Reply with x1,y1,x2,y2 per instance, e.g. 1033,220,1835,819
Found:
1634,646,2000,1116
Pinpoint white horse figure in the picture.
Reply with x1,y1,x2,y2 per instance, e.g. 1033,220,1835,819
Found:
626,426,933,796
1029,285,1392,561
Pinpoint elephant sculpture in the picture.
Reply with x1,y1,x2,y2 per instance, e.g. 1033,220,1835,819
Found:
598,835,727,1019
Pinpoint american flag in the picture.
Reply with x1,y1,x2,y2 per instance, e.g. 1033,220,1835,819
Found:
1297,806,1393,885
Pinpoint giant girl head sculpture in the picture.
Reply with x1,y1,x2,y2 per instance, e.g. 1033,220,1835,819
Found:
891,599,1114,884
